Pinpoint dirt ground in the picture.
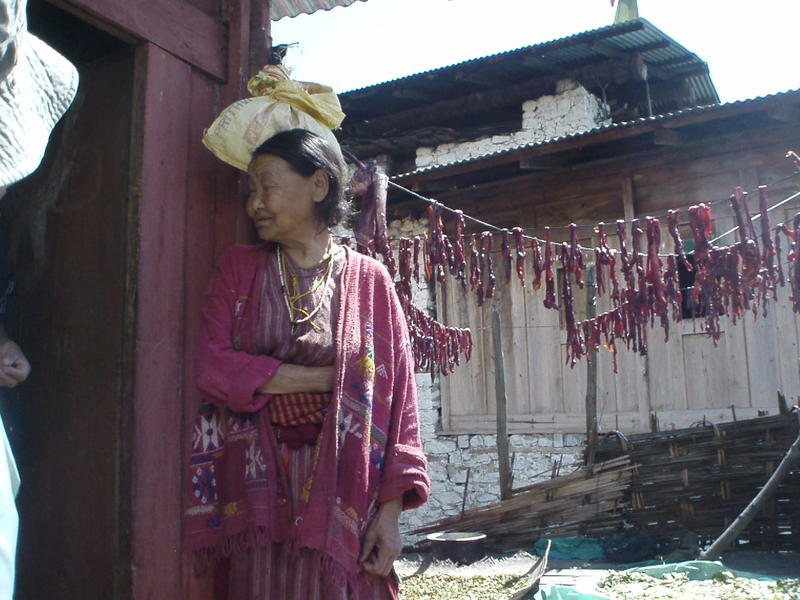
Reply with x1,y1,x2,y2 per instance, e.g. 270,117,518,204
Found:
395,549,800,598
396,549,800,578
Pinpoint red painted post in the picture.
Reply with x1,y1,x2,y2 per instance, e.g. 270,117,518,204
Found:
130,41,191,600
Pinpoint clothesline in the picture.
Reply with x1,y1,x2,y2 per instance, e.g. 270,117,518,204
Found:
385,178,800,260
709,190,800,245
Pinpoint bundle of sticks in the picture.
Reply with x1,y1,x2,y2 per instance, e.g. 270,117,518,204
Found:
413,456,634,552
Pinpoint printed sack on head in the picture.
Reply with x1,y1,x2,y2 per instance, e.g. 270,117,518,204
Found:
202,64,345,171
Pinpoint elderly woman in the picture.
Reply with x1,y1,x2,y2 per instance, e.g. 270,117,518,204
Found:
183,127,429,599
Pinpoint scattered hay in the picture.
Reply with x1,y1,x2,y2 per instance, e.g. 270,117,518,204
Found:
399,573,532,600
599,570,800,600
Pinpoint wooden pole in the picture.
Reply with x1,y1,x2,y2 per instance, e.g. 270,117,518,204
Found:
492,310,512,500
585,265,599,465
249,0,272,76
460,467,471,517
777,390,789,414
700,413,800,560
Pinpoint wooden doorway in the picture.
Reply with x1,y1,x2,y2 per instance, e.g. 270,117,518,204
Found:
0,2,135,597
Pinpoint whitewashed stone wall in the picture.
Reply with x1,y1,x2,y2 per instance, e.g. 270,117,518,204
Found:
401,431,585,542
415,79,611,169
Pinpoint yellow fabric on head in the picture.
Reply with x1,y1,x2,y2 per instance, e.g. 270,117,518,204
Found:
247,66,345,131
202,64,346,172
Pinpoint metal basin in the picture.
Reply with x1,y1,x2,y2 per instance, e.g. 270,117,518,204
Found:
426,531,487,564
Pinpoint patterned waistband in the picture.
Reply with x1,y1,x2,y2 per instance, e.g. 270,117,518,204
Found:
268,392,331,427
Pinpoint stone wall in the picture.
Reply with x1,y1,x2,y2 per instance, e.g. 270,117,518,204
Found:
401,429,585,540
415,79,611,169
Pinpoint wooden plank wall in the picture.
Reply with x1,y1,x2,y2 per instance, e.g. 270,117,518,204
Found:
439,119,800,434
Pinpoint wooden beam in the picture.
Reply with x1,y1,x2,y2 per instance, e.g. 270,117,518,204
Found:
519,155,571,170
671,65,711,79
130,41,191,600
48,0,226,80
590,40,672,80
590,40,672,57
622,176,635,222
492,311,513,501
585,266,598,466
653,128,684,146
454,71,493,86
391,88,435,102
249,0,272,77
649,56,695,68
520,55,561,74
767,105,800,123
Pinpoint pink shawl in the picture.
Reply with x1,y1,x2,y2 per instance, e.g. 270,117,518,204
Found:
183,244,430,584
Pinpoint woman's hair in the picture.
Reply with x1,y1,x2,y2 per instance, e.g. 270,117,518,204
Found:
252,129,350,228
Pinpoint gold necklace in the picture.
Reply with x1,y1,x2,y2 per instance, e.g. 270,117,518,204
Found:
276,244,336,334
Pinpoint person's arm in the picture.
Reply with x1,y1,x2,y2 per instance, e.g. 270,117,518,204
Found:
375,284,430,510
360,268,430,576
197,248,335,411
255,363,334,394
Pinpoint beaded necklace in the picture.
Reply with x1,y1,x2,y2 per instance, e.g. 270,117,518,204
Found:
276,243,337,334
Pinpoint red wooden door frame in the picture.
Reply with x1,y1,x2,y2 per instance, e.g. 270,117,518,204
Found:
128,2,269,597
48,0,226,80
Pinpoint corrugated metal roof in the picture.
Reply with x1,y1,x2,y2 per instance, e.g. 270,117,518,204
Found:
343,18,717,109
392,89,800,180
271,0,368,21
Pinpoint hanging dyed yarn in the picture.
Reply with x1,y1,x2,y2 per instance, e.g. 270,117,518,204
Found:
349,160,473,379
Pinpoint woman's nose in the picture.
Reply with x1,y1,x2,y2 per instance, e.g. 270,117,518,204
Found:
250,191,264,209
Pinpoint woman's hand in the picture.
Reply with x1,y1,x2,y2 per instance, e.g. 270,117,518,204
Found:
359,496,403,576
256,363,334,394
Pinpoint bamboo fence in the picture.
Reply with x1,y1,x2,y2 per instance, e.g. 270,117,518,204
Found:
593,411,800,550
416,411,800,553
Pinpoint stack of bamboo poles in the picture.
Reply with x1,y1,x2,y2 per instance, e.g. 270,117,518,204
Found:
414,456,633,552
594,411,800,550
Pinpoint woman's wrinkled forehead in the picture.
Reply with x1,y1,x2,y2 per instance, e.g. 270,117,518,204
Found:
248,153,293,181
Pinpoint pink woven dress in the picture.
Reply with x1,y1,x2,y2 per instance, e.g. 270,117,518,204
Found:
185,243,429,600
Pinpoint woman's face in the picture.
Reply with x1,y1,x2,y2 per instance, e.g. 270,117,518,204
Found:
246,154,327,245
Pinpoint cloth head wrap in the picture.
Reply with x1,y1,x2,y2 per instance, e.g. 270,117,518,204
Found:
202,64,345,171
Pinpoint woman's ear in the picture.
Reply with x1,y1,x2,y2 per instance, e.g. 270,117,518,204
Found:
311,169,330,204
